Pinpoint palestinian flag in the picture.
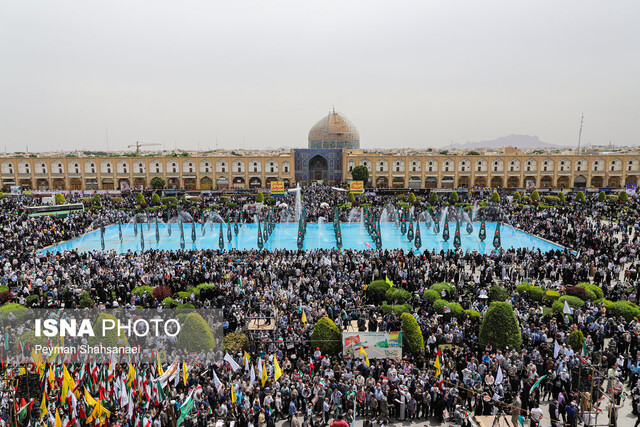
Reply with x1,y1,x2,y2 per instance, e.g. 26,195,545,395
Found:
529,375,547,395
16,398,32,424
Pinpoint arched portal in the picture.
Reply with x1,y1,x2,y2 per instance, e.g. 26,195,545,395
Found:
309,155,328,181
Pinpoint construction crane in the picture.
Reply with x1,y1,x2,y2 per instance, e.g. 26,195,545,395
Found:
128,141,161,155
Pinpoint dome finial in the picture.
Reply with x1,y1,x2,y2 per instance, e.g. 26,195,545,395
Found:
332,105,335,114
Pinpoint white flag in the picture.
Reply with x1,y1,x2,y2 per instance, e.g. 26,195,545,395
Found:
563,300,573,315
224,353,242,372
554,340,560,358
495,365,504,385
250,363,256,386
257,357,263,379
212,369,223,392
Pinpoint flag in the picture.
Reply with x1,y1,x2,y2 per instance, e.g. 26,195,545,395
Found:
385,275,393,287
182,362,188,386
495,366,503,385
274,356,282,381
127,363,136,387
231,382,237,403
177,386,202,427
261,359,267,387
359,346,370,367
40,391,48,420
156,380,166,402
563,300,573,315
582,339,587,357
554,340,560,358
434,355,441,377
212,369,223,392
529,375,547,395
250,363,256,386
17,398,31,424
55,410,62,427
301,310,307,324
224,353,241,372
157,360,164,376
4,330,8,351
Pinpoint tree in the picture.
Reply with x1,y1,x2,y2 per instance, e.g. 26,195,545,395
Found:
576,191,586,202
150,192,161,207
567,329,585,352
54,193,66,205
136,192,146,206
478,302,523,349
449,191,459,204
408,193,416,203
401,313,424,355
150,177,165,189
429,192,439,204
177,313,217,352
531,190,540,201
256,192,265,203
619,190,629,203
351,165,369,184
311,316,342,355
513,192,522,202
597,191,606,202
490,191,500,203
91,194,101,205
347,192,355,203
223,332,249,353
468,151,480,155
558,192,566,203
367,280,390,304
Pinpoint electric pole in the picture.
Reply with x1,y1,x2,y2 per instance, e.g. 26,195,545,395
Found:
577,113,584,153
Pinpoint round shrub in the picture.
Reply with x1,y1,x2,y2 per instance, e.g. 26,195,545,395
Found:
161,297,177,308
311,317,342,355
464,309,481,319
567,329,585,352
608,301,640,322
430,282,455,298
565,286,589,301
478,302,523,350
545,290,561,303
423,290,440,304
223,332,249,354
0,303,27,323
447,302,464,318
79,291,94,308
89,313,129,348
368,280,390,304
152,285,172,301
489,285,509,302
177,303,195,309
432,299,448,314
26,294,40,307
516,283,531,294
526,286,545,302
385,288,412,304
132,286,153,296
0,291,13,305
577,283,603,300
401,313,424,355
177,312,217,352
552,296,585,313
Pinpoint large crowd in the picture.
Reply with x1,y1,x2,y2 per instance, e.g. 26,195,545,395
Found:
0,186,640,427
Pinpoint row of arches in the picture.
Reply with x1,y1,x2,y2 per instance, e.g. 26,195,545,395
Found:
371,175,638,189
349,157,640,174
0,159,292,175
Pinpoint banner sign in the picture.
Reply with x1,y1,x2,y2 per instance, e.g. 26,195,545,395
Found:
350,180,364,194
343,331,402,359
626,183,637,196
270,181,285,195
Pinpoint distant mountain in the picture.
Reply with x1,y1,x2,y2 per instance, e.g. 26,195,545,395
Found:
452,134,564,150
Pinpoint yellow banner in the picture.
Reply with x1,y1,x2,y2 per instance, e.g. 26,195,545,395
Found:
270,181,285,195
350,180,364,193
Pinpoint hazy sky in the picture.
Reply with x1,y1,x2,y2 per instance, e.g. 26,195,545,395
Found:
1,0,639,152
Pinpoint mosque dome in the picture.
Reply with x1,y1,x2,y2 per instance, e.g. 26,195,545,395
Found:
308,109,360,149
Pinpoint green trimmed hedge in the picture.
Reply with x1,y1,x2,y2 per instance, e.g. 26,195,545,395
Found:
489,285,509,302
567,329,585,352
401,313,424,355
177,312,217,352
577,283,603,300
430,282,455,298
552,295,585,313
423,289,440,304
368,280,390,304
385,288,412,304
545,290,561,303
478,302,522,349
132,286,153,296
381,304,413,316
223,332,249,353
311,317,342,355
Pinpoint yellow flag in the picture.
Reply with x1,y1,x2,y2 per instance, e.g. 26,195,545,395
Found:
261,360,267,387
273,356,282,381
84,388,97,406
385,275,393,287
127,363,136,387
434,356,441,377
55,410,62,427
157,360,164,376
359,346,370,367
63,365,79,398
48,365,55,389
244,351,251,365
301,310,307,324
183,362,188,386
40,393,48,420
231,382,237,403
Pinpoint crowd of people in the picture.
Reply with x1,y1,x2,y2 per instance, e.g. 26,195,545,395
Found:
0,185,639,427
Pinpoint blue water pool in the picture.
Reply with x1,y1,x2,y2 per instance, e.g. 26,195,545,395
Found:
41,222,564,254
